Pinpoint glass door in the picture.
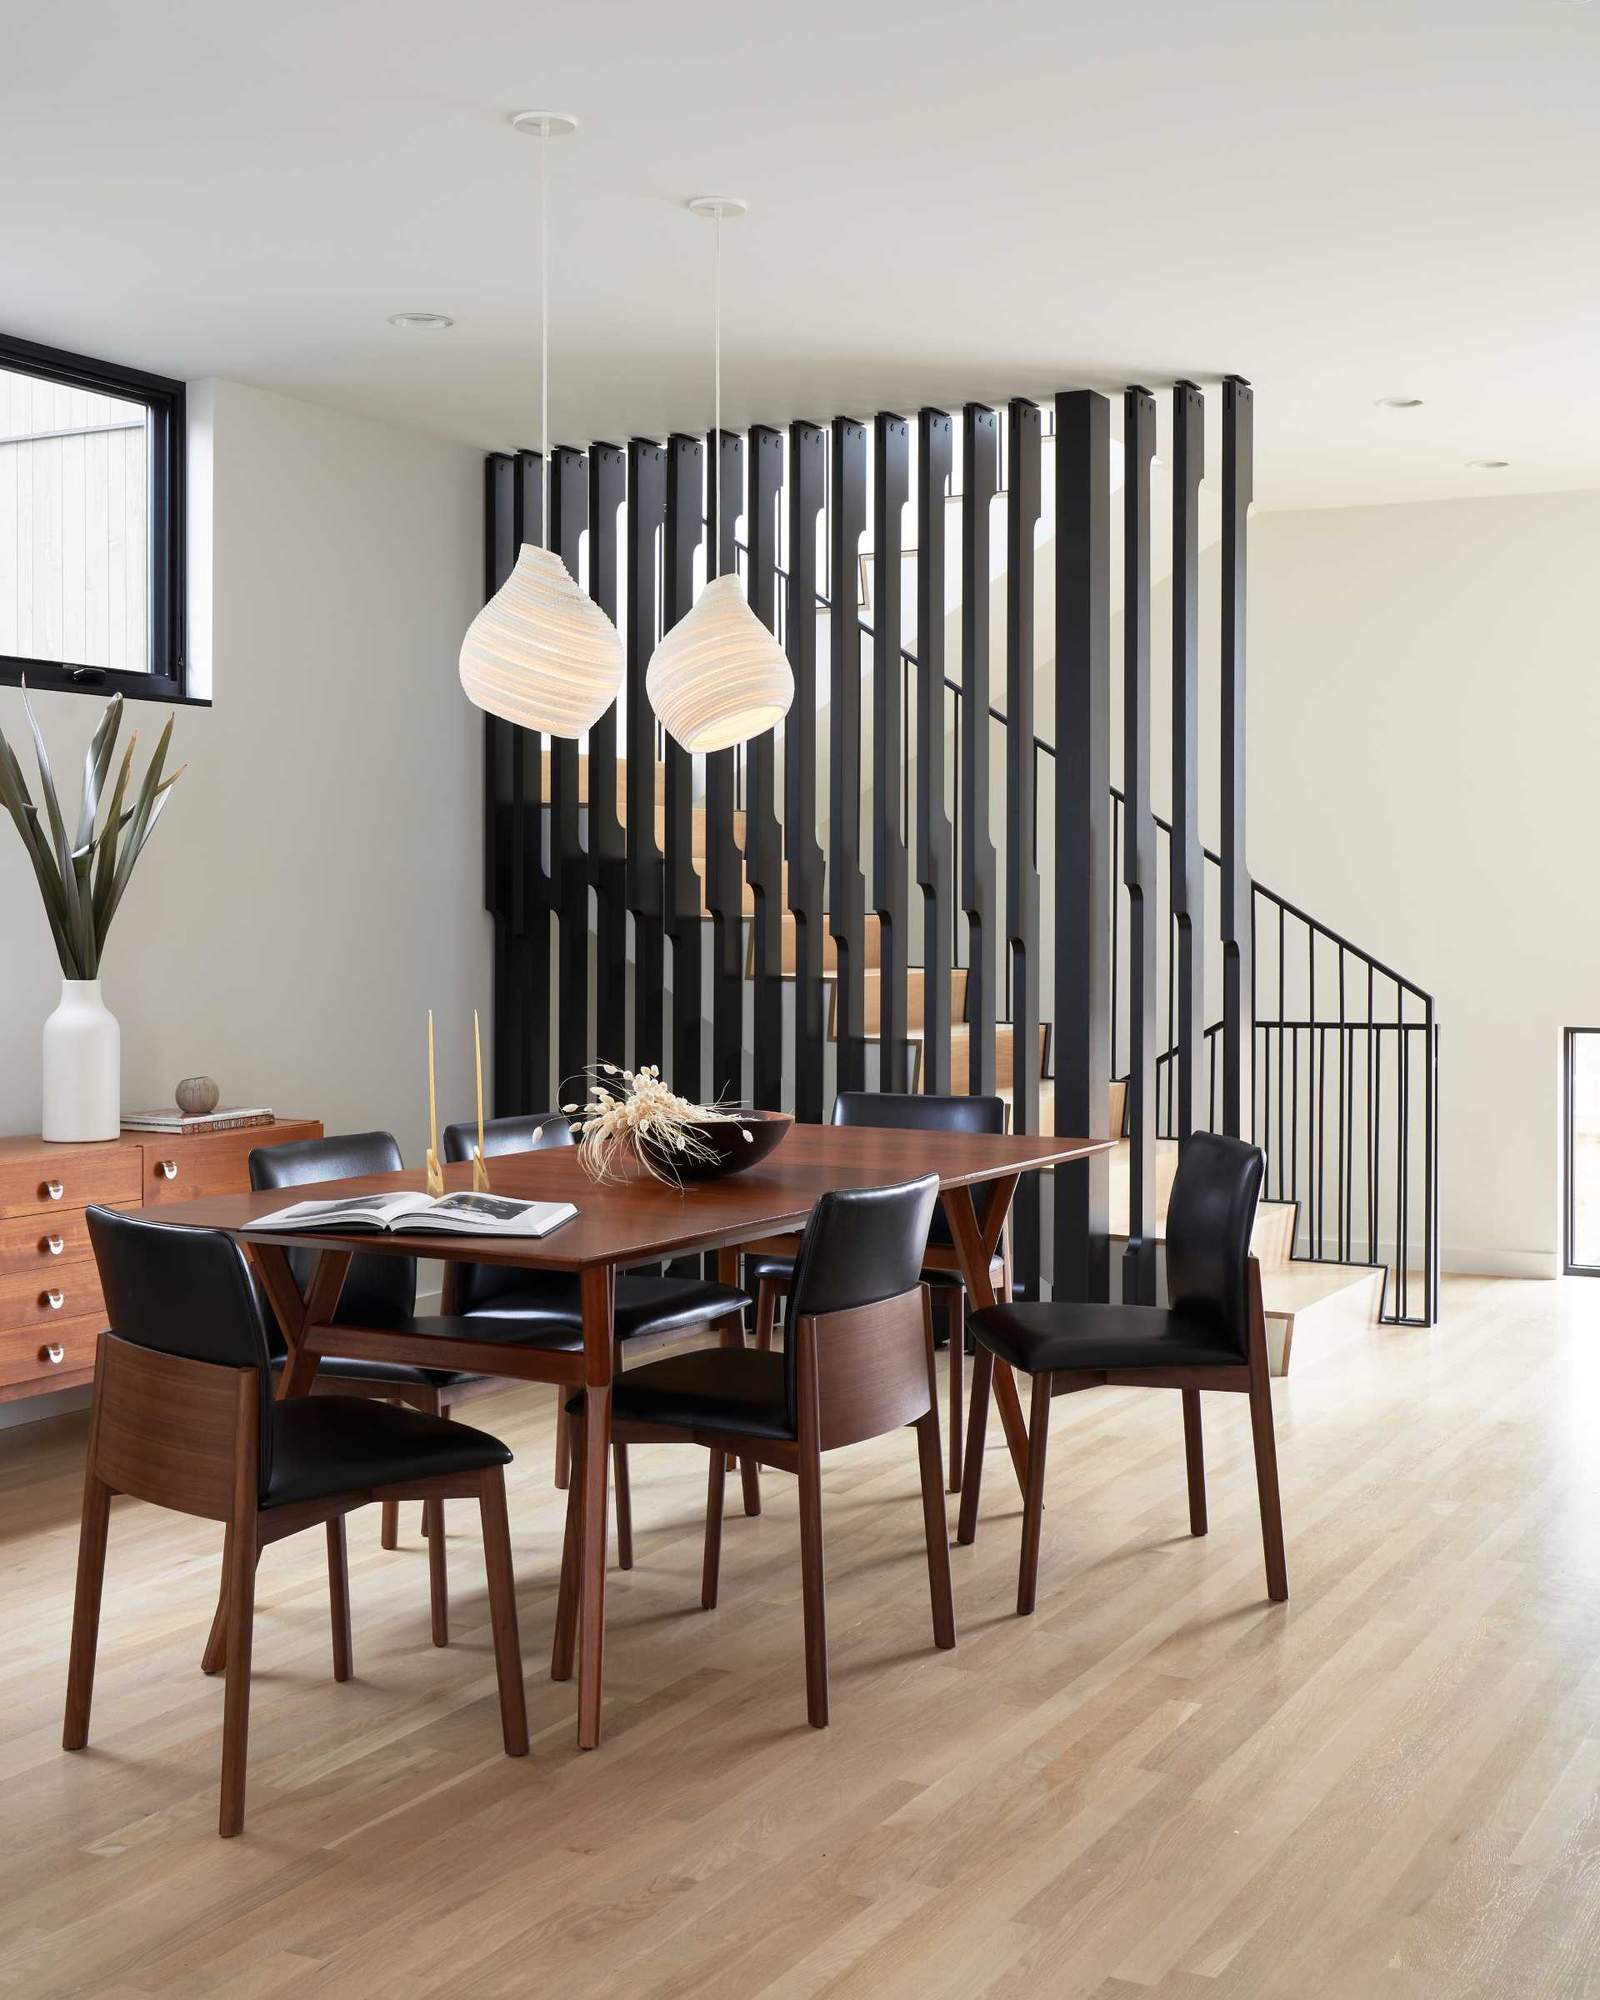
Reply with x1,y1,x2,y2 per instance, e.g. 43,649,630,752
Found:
1565,1029,1600,1275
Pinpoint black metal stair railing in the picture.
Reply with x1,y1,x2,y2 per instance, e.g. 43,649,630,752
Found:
733,535,1439,1332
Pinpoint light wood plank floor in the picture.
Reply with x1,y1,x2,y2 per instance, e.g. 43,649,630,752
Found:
3,1275,1599,1998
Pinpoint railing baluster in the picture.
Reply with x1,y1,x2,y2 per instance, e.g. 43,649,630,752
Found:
1122,386,1158,1306
1172,380,1205,1147
705,429,746,1104
916,411,954,1097
664,433,706,1102
873,413,911,1094
1006,397,1042,1293
625,439,667,1071
745,427,785,1111
829,417,869,1095
785,421,828,1123
960,404,1000,1098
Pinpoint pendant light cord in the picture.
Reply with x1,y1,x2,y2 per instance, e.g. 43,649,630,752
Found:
710,205,722,582
540,126,550,553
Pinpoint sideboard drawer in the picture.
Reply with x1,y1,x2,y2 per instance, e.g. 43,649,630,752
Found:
140,1127,303,1206
0,1145,142,1219
0,1263,105,1333
0,1208,96,1278
0,1313,102,1390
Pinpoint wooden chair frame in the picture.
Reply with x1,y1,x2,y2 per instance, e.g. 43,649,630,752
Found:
552,1285,956,1728
64,1332,528,1839
957,1257,1288,1613
749,1234,1010,1496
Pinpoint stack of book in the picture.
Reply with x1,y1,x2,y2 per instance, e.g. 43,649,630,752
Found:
122,1107,276,1137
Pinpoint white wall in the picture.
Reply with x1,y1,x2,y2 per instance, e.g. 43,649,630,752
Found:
1245,490,1600,1277
0,379,491,1419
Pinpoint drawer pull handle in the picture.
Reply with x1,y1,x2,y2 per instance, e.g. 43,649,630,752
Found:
45,1290,65,1311
42,1344,65,1366
45,1235,65,1256
156,1159,179,1181
45,1180,65,1201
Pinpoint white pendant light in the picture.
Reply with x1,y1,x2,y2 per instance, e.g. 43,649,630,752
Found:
459,113,623,739
646,197,793,753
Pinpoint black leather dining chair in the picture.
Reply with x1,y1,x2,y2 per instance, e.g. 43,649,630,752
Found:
441,1113,754,1547
958,1131,1288,1614
248,1130,520,1635
554,1174,955,1728
744,1091,1009,1492
68,1207,526,1838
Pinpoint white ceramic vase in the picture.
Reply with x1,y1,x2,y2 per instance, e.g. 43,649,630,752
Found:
41,979,121,1143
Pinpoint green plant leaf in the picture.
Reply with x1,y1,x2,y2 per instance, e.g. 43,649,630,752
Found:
98,717,178,953
20,681,93,973
91,733,137,933
0,731,81,974
75,692,123,855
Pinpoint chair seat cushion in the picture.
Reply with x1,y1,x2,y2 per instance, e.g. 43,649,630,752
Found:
463,1275,745,1349
747,1255,976,1292
969,1301,1244,1376
266,1395,511,1508
565,1346,793,1441
272,1350,486,1391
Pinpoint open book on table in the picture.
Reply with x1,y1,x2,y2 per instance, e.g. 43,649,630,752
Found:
242,1190,577,1239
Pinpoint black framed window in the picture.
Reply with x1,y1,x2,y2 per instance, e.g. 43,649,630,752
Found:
0,331,190,703
1565,1028,1600,1277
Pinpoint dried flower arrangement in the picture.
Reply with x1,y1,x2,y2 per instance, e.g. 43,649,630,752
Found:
563,1063,753,1184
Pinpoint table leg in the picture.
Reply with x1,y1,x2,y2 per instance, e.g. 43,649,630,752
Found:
250,1244,352,1398
941,1181,1029,1497
576,1265,615,1750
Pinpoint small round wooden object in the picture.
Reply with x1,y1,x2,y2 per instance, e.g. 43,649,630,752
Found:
175,1075,220,1116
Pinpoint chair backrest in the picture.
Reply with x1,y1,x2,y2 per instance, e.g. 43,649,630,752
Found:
440,1113,574,1309
441,1111,572,1165
86,1205,276,1499
1163,1131,1266,1354
784,1174,940,1438
831,1092,1004,1247
248,1131,416,1333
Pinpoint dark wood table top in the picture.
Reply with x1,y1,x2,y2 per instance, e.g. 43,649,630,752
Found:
149,1121,1114,1272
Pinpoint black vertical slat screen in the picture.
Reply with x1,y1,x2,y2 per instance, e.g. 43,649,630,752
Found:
745,425,785,1111
960,405,999,1099
785,422,828,1124
706,430,746,1102
625,440,667,1070
1171,381,1205,1147
915,409,954,1096
872,413,911,1093
663,434,705,1100
828,418,868,1096
584,445,626,1073
473,373,1394,1319
1053,391,1112,1303
1221,375,1254,1141
1005,399,1042,1291
483,453,517,1112
550,449,591,1105
1122,387,1158,1306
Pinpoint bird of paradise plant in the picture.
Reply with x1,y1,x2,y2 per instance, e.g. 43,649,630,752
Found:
0,684,184,977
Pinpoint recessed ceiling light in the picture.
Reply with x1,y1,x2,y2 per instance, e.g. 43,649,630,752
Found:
1467,459,1510,470
388,311,454,330
1374,396,1424,409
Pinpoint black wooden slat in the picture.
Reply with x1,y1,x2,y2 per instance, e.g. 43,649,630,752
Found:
509,448,550,1113
1221,376,1254,1141
1053,390,1112,1303
626,439,667,1072
1172,381,1206,1146
548,451,591,1104
1122,386,1159,1306
706,429,746,1103
664,433,705,1100
745,426,785,1111
1005,399,1042,1291
960,405,999,1098
915,410,954,1097
828,417,868,1096
484,452,517,1112
585,444,626,1072
785,421,828,1122
872,413,911,1093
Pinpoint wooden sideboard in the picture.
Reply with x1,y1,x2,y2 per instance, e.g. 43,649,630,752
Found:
0,1121,322,1406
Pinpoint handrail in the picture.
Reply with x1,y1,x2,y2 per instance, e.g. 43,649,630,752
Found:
736,535,1437,1010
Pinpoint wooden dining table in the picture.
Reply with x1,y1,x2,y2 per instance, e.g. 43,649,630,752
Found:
152,1120,1112,1748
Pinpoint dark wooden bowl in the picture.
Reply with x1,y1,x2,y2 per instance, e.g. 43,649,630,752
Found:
638,1109,793,1183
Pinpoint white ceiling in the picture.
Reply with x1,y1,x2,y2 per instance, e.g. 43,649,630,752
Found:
4,0,1596,510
